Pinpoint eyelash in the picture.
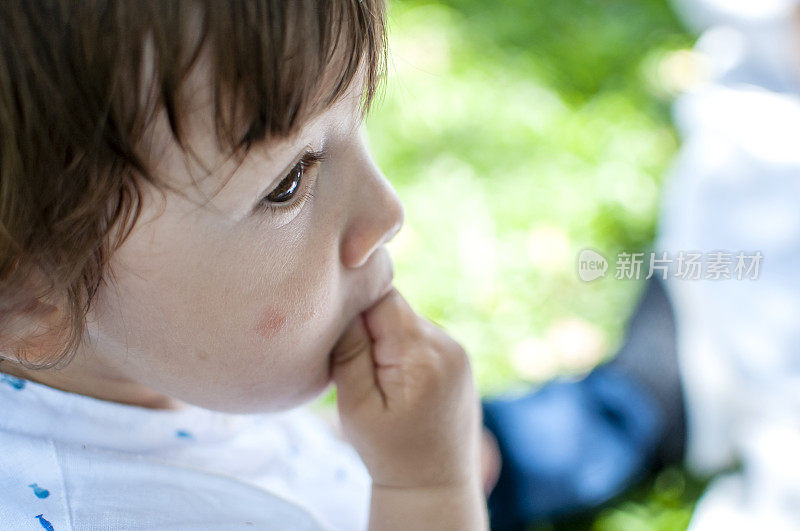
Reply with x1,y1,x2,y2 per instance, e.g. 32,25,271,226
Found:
255,149,327,216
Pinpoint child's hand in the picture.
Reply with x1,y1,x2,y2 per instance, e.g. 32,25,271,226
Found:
329,287,482,490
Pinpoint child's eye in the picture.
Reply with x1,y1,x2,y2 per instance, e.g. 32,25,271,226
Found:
256,149,326,215
265,162,304,203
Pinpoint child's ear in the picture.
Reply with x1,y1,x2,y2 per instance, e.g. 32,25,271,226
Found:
0,296,63,366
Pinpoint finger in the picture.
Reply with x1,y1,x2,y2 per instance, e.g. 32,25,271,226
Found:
329,313,383,409
363,288,419,343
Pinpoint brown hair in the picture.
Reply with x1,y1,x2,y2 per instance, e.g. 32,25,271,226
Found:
0,0,387,369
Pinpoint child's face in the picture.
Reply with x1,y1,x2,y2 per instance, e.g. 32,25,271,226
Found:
82,60,403,413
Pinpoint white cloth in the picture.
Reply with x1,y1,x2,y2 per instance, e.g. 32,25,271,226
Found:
659,1,800,528
659,84,800,530
0,371,371,531
670,0,800,94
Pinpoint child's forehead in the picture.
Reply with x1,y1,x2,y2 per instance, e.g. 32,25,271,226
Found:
130,0,384,200
139,49,366,205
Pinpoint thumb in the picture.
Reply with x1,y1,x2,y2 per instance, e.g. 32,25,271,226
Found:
329,313,382,410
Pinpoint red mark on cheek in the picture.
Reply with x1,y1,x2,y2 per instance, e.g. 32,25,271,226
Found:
253,308,287,340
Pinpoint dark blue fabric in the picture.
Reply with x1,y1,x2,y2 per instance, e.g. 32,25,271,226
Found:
482,364,664,530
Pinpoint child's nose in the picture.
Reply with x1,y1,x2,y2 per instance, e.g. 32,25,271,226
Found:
340,168,404,269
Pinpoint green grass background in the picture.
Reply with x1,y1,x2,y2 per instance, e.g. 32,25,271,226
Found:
326,0,706,528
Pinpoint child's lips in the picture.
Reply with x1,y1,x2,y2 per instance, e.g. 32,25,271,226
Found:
374,275,394,304
352,247,395,315
326,273,393,374
328,250,394,365
365,266,394,313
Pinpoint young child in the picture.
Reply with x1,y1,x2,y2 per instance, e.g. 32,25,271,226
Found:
0,1,488,529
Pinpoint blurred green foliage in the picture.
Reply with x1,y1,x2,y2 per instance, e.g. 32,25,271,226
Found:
330,0,705,528
531,465,708,531
366,0,695,393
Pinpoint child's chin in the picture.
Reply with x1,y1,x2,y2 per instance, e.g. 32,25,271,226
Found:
206,372,333,415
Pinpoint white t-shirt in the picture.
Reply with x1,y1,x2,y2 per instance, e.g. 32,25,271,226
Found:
0,371,371,530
